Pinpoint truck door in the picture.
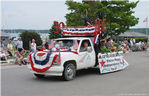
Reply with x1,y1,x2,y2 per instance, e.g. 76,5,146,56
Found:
78,39,96,69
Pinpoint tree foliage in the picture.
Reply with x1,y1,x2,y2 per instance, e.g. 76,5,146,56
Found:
20,31,42,50
49,23,62,39
65,0,139,36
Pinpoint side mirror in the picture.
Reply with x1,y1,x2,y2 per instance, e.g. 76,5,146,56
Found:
87,47,92,53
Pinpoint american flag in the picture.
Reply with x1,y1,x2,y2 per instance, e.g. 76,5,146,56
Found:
86,10,91,26
94,34,100,44
143,17,148,22
73,40,79,50
55,52,61,65
48,40,54,49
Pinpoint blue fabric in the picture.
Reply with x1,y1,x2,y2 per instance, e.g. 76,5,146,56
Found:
33,53,51,65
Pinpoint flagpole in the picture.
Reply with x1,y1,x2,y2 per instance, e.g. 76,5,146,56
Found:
146,16,148,38
146,16,148,36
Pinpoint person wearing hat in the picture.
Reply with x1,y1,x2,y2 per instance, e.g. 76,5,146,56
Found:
31,39,36,52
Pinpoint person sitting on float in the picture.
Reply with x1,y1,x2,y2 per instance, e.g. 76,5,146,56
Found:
40,43,46,51
105,38,117,52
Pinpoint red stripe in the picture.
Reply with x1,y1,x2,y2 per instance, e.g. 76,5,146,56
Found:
30,54,58,73
62,32,96,35
94,34,98,43
37,53,46,56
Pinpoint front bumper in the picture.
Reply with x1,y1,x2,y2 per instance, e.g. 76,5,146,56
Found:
27,64,64,76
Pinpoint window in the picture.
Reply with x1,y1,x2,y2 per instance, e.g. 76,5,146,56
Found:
79,40,92,52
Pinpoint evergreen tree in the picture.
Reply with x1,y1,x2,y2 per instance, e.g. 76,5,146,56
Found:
49,23,62,39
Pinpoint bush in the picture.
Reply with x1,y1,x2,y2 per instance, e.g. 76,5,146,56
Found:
20,31,42,50
100,46,111,54
113,43,119,48
135,38,148,43
117,37,148,43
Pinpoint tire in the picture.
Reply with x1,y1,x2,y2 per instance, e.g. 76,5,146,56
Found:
63,63,76,81
34,73,45,78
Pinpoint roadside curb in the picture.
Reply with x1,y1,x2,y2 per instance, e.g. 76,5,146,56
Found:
0,63,16,66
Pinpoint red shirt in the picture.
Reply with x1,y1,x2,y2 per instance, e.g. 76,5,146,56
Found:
40,48,46,51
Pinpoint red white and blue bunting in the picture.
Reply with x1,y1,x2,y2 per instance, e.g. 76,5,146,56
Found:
29,50,78,73
30,51,58,73
62,26,96,35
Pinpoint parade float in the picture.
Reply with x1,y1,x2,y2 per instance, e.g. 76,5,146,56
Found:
28,19,128,81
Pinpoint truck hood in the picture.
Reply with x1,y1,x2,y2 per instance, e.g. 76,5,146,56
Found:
29,50,78,73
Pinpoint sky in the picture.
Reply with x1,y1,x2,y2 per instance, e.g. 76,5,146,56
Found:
1,0,149,29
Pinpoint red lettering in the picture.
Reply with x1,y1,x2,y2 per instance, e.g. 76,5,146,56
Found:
101,19,106,32
59,22,65,28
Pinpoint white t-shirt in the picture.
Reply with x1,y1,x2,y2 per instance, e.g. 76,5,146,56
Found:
17,40,23,49
31,43,36,52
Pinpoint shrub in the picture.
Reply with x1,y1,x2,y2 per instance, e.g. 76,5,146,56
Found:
100,46,111,54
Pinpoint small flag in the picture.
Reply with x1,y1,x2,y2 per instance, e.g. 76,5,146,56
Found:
143,17,148,22
48,40,54,49
94,34,100,44
55,52,61,65
73,40,79,50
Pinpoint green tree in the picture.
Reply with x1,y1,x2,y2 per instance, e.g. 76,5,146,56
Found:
20,31,42,50
65,0,139,36
49,23,62,39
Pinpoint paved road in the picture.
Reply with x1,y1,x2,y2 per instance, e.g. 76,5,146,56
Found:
1,52,149,96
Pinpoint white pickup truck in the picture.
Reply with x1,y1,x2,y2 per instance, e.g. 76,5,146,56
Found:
28,37,128,81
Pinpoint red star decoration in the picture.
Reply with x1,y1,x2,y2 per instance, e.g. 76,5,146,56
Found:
100,60,105,68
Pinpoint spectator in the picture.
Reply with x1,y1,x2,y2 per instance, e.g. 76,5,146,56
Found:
15,49,25,65
121,44,127,53
16,37,23,52
7,40,14,56
130,39,134,47
147,38,149,47
45,38,49,49
0,41,9,61
31,39,36,52
133,39,136,44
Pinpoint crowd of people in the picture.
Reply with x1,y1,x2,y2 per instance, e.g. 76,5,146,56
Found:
0,37,54,65
0,37,37,65
100,38,149,53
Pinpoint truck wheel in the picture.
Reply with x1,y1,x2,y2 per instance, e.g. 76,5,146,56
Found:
34,73,45,78
63,63,76,81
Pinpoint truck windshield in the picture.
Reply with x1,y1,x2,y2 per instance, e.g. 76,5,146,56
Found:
54,40,80,49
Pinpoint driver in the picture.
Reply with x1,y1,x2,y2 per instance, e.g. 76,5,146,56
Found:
80,41,89,52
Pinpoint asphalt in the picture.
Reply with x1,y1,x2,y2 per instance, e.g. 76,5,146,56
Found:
1,51,149,96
